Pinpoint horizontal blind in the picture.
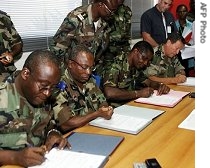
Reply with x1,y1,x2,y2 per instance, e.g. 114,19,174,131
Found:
1,0,82,52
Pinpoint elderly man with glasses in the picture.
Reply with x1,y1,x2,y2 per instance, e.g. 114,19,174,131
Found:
52,45,113,133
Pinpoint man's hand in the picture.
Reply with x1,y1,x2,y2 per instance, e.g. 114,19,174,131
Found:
175,74,187,83
45,130,71,152
136,87,154,98
0,51,13,65
157,83,170,95
14,146,46,167
98,106,114,120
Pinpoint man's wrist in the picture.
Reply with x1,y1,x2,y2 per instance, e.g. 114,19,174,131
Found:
47,129,62,137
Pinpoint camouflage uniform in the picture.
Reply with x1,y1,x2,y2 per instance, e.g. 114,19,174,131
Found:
0,72,55,150
52,69,107,126
144,45,185,78
103,52,148,107
102,4,132,76
49,4,110,66
106,4,132,56
0,10,22,78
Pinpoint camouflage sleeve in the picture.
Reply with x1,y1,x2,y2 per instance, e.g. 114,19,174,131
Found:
50,12,81,59
87,78,107,105
103,63,120,87
174,57,185,74
52,91,73,126
109,5,132,42
144,63,160,77
2,14,22,48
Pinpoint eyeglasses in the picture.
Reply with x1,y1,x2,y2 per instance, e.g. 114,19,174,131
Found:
102,3,115,15
70,59,96,72
137,51,151,66
30,73,58,93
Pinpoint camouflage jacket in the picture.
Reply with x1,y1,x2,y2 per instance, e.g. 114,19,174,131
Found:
106,4,132,54
0,11,22,74
0,73,55,150
50,4,110,63
53,69,107,126
103,52,148,106
144,45,185,78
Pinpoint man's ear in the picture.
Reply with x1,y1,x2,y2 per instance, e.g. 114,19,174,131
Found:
21,67,30,80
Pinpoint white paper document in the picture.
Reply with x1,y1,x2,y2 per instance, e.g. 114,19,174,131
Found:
89,105,164,134
181,45,195,59
177,77,195,86
29,148,107,168
135,90,190,107
178,109,195,131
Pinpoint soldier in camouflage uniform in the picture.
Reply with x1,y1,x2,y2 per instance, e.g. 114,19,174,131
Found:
102,41,170,107
103,0,132,63
144,32,186,84
0,10,23,81
0,50,69,167
49,0,120,73
52,45,113,132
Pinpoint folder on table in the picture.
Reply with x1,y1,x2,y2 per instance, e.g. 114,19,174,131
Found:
67,132,124,156
135,90,190,107
29,132,124,168
89,105,164,135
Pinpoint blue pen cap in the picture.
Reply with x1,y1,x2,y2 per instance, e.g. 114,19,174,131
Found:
92,74,101,87
57,81,67,91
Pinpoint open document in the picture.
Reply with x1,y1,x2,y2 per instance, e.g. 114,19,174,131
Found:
178,109,195,131
135,90,190,107
29,148,108,168
89,105,164,135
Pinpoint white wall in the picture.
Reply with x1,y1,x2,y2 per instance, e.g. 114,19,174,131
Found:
15,38,143,70
15,52,31,70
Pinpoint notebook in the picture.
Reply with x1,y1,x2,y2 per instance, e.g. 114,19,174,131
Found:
134,90,190,107
89,105,164,135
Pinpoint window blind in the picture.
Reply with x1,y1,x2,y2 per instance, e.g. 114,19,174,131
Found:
1,0,82,52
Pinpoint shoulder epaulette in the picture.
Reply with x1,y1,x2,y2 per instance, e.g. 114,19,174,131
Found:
0,10,8,16
76,12,88,21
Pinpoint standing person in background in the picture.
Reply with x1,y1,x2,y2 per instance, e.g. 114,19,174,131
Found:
140,0,177,47
50,0,120,71
0,50,70,167
52,45,113,133
0,10,23,81
102,0,132,75
144,32,186,84
175,4,194,76
186,0,195,23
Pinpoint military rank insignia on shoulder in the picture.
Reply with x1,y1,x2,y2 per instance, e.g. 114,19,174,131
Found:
0,10,7,16
76,12,88,21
